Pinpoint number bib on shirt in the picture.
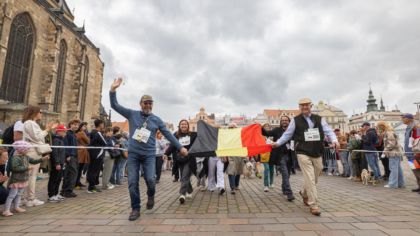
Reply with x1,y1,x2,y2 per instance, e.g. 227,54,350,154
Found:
179,136,191,146
304,128,321,142
132,128,151,143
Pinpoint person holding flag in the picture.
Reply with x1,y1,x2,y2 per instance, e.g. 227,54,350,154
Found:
110,78,188,221
272,98,339,216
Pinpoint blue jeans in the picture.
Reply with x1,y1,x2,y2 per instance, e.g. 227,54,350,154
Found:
111,157,128,185
339,151,350,176
327,158,338,175
388,157,405,188
365,153,381,179
127,153,156,210
279,154,293,196
228,175,240,190
263,163,274,187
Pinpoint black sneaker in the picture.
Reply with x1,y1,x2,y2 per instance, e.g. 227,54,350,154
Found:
128,209,140,221
219,188,225,195
64,192,77,198
287,194,295,202
412,188,420,192
95,187,102,193
230,190,235,195
146,196,154,210
179,195,185,204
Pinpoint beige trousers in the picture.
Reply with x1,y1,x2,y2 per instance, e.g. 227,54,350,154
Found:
25,148,41,201
297,154,323,209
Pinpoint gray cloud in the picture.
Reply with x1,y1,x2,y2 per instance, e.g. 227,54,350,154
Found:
68,0,420,124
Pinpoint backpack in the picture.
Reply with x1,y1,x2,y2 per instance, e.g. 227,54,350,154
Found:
2,124,14,145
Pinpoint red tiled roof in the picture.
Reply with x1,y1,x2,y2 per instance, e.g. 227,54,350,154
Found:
112,120,129,133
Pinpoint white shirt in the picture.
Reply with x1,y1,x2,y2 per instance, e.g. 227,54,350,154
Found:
276,114,338,146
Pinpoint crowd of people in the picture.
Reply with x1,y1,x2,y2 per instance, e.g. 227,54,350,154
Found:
321,113,420,192
0,77,419,220
0,105,129,217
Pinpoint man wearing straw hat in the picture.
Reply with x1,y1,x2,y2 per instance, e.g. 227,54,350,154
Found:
273,98,339,216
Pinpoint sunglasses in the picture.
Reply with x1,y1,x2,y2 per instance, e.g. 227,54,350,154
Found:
143,101,153,105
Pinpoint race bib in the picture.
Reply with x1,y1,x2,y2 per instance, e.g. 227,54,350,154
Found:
179,136,191,146
132,128,151,143
304,128,321,142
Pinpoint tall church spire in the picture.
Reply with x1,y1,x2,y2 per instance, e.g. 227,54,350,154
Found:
380,96,385,111
366,87,378,112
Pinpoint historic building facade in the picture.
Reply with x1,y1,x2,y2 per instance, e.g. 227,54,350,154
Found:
0,0,104,128
188,107,216,132
311,101,348,132
348,88,403,131
262,109,300,128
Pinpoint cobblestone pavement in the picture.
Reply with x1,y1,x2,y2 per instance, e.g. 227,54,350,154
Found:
1,161,420,236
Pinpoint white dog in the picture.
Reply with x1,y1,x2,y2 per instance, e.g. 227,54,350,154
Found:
361,169,376,186
243,162,254,178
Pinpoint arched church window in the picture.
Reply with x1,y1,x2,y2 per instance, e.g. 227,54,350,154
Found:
0,13,35,103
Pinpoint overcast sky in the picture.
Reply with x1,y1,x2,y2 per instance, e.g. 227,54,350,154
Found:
66,0,420,124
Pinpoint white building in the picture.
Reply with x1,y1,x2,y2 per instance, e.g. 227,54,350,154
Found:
348,88,403,131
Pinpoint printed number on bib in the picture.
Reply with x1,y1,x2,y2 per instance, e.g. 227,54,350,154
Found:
132,128,151,143
304,128,321,142
179,136,191,146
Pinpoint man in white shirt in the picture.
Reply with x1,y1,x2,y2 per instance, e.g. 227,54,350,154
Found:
273,98,339,216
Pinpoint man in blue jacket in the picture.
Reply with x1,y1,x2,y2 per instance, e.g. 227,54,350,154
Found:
361,122,381,181
110,78,188,221
61,119,80,198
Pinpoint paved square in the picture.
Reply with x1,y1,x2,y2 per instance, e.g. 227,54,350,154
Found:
1,162,420,235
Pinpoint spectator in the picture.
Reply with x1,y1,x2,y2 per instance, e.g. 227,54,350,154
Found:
402,114,420,193
22,106,57,207
377,121,404,188
47,124,67,202
75,122,90,189
361,122,381,181
335,129,350,178
61,120,80,198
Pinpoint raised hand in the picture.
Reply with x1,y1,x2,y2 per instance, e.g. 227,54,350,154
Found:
111,77,123,92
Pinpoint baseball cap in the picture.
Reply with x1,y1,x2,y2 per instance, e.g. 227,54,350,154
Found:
140,95,153,103
401,113,414,119
361,122,371,127
298,98,312,105
55,124,68,132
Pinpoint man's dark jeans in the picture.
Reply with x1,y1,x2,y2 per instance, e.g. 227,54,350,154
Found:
279,154,293,195
127,152,156,210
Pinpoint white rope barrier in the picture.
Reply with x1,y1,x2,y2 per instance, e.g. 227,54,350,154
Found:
0,144,127,151
325,147,417,155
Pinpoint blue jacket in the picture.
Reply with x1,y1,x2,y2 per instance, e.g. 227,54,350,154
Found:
110,91,182,156
362,128,378,151
65,130,78,158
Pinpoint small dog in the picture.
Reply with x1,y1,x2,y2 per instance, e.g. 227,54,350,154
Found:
243,162,254,178
361,169,376,186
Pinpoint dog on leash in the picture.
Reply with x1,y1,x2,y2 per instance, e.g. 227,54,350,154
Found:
361,169,376,185
243,162,254,178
